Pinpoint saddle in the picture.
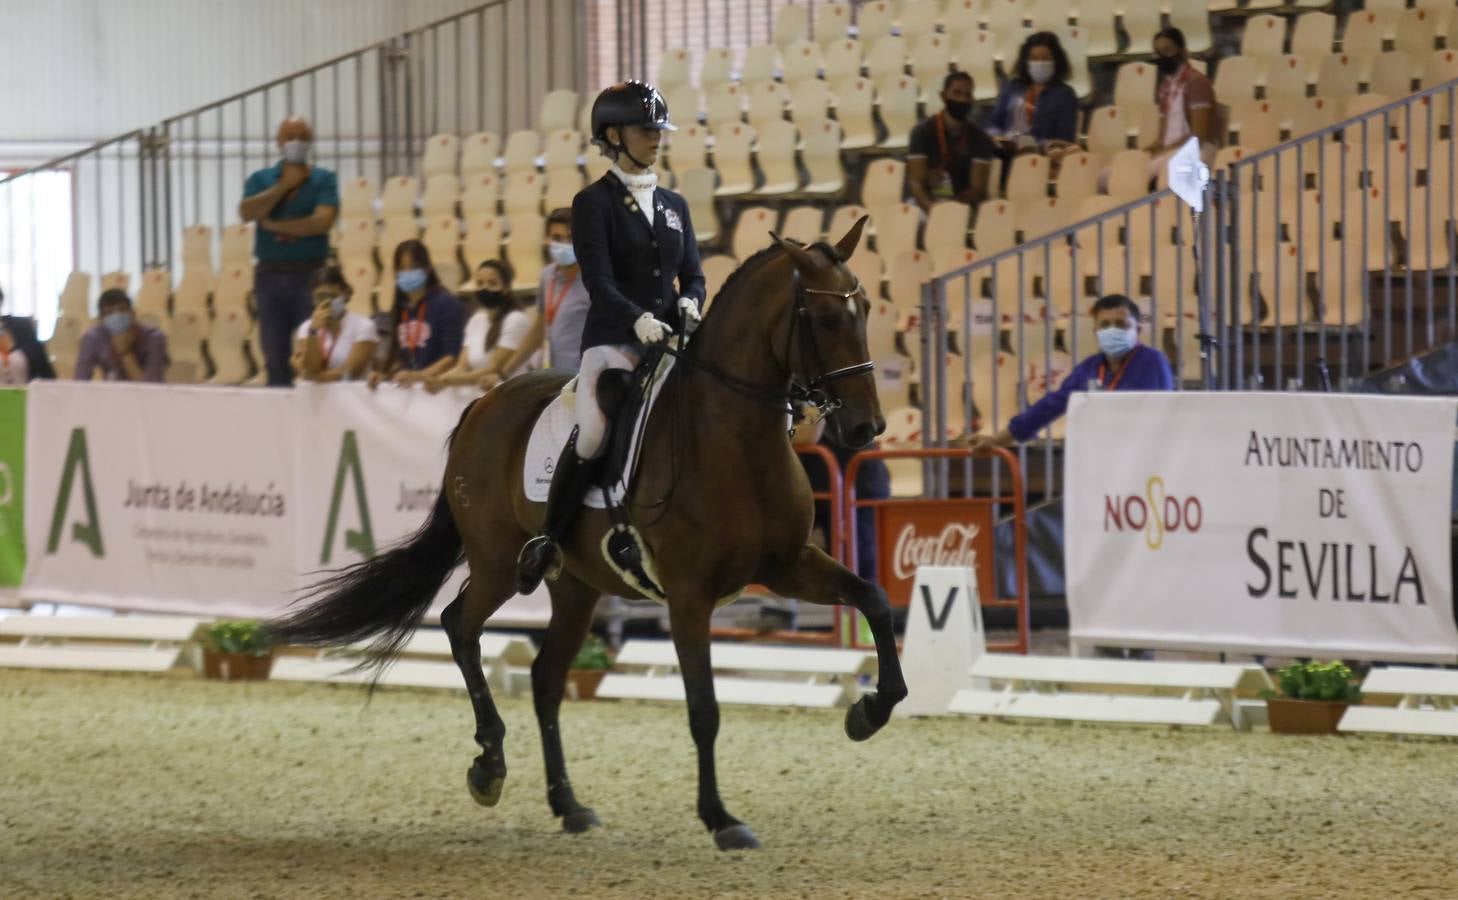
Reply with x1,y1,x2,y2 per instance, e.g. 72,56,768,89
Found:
591,344,668,492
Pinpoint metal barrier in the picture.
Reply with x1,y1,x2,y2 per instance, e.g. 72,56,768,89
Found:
843,446,1029,654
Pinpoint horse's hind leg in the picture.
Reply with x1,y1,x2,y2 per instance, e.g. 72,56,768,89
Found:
531,570,603,834
441,564,516,808
765,545,908,741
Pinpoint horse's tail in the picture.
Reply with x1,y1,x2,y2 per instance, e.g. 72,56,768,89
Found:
266,401,478,683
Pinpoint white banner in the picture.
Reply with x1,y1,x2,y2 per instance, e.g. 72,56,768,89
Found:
1065,392,1458,662
23,382,299,617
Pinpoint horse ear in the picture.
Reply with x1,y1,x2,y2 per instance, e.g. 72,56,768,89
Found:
771,231,820,273
833,215,869,262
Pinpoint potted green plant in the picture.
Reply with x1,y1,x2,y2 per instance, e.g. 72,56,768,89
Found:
201,620,275,681
567,634,614,700
1262,660,1363,734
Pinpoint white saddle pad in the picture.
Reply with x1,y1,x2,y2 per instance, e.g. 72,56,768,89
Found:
523,352,677,509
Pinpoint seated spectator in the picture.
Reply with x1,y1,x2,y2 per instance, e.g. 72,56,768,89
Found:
493,207,590,377
425,259,537,393
984,32,1080,160
1145,27,1218,171
907,71,1000,212
0,284,55,383
74,288,168,382
793,412,891,584
966,294,1174,448
368,239,465,389
290,265,377,382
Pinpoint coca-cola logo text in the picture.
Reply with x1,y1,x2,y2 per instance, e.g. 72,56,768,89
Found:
892,521,980,581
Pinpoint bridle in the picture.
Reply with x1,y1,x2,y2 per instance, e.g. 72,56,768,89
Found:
661,271,876,430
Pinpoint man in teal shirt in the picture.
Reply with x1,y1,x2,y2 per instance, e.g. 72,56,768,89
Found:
238,117,338,386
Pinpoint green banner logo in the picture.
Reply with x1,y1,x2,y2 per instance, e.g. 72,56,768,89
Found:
321,430,375,563
0,389,26,586
46,426,104,558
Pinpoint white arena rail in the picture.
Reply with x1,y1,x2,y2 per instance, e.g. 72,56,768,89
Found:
949,654,1274,730
1339,667,1458,738
596,640,877,709
270,629,536,694
0,614,209,674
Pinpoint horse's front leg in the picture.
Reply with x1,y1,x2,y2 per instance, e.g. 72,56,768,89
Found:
665,596,761,851
765,544,908,740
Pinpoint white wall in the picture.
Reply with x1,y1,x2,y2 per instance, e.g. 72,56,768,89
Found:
0,0,496,148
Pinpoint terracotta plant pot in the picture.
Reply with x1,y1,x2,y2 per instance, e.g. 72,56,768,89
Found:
1266,697,1350,735
567,669,608,700
202,649,274,681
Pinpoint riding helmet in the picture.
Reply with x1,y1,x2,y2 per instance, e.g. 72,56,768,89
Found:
590,81,676,150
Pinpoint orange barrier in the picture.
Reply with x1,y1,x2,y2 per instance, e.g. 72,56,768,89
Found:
843,446,1029,654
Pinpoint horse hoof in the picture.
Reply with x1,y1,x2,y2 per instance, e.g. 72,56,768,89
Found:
562,808,601,834
467,765,505,808
714,824,762,851
844,696,883,742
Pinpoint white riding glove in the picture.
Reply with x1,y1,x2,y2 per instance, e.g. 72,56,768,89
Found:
678,296,702,329
633,312,672,344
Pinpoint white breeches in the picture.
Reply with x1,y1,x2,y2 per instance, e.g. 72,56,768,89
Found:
575,343,641,459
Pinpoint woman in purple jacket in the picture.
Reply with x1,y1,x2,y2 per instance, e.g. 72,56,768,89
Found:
968,294,1174,449
983,31,1080,158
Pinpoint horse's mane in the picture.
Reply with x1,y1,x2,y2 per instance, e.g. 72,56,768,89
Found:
703,239,844,323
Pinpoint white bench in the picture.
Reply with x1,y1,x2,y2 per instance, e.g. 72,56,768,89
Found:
948,654,1274,730
596,640,877,709
1339,667,1458,738
0,614,208,674
271,629,535,694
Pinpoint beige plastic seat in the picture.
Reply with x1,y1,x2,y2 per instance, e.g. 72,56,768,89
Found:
1167,3,1213,55
378,217,422,268
1342,12,1394,71
887,249,934,325
1264,55,1314,108
732,207,779,262
421,133,460,178
1085,106,1132,163
951,31,1000,102
501,130,540,176
1241,15,1287,61
754,120,801,196
1113,62,1156,110
166,309,206,383
380,175,419,218
974,199,1018,255
338,259,378,317
1020,197,1065,243
541,129,583,173
460,172,501,218
543,169,583,215
1315,53,1362,104
1081,0,1119,57
713,123,757,196
1290,12,1336,58
861,158,906,221
985,0,1027,45
699,47,736,91
339,176,377,220
665,85,703,129
505,213,545,291
658,48,693,94
1106,149,1152,200
1253,243,1310,326
781,40,824,86
1395,8,1446,60
925,201,972,275
774,4,808,49
866,35,907,83
100,271,130,295
741,45,779,87
706,83,745,132
1422,48,1458,88
859,1,898,45
1005,155,1051,205
1369,52,1417,101
336,217,377,264
212,263,252,317
207,304,254,385
1056,153,1100,206
802,118,848,196
900,0,942,42
677,167,721,242
1230,100,1283,151
747,81,790,131
790,79,832,132
1214,55,1264,105
835,77,880,150
1122,0,1164,56
173,267,211,318
461,132,501,177
829,204,872,247
1061,26,1093,99
780,206,825,245
846,247,886,301
875,203,922,261
220,224,253,270
420,174,460,218
502,172,545,219
422,217,464,290
823,38,864,83
463,216,505,268
133,268,170,330
1288,96,1338,137
667,123,710,173
181,225,214,276
912,33,954,112
1025,0,1066,32
814,2,853,45
876,75,920,150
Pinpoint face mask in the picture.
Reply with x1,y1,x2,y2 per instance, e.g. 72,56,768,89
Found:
281,140,310,164
329,296,348,319
942,99,972,121
547,241,577,267
1155,54,1183,76
1096,324,1139,358
396,268,428,294
103,311,133,336
476,289,508,309
1028,60,1055,84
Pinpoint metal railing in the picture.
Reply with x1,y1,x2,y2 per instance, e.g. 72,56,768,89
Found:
0,0,579,325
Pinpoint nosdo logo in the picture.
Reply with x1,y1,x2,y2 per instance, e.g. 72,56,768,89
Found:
1102,476,1203,550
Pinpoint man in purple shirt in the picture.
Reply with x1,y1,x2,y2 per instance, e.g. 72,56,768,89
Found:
74,288,169,383
968,294,1174,449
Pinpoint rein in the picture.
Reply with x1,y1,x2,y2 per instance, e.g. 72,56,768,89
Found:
659,275,875,428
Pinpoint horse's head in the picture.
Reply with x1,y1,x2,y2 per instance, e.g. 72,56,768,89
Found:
772,216,885,450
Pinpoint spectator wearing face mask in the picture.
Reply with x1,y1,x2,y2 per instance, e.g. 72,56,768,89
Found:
238,116,339,388
74,289,169,382
907,71,1001,213
368,239,465,389
0,284,55,383
425,259,537,393
492,207,590,377
1145,28,1218,171
964,295,1173,449
984,32,1080,161
290,265,377,382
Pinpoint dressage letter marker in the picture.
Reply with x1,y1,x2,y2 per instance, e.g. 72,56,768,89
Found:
897,566,985,717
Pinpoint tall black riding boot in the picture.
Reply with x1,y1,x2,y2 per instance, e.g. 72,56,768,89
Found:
517,428,598,595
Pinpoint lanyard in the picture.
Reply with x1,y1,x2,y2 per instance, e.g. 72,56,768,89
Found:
1157,65,1190,115
1021,84,1041,129
317,326,337,365
544,269,578,326
934,111,963,163
1097,345,1141,390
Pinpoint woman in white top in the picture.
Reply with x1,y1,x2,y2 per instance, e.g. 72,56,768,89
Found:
426,259,537,393
291,265,378,382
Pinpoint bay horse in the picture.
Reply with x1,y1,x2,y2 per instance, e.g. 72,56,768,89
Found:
267,216,907,851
